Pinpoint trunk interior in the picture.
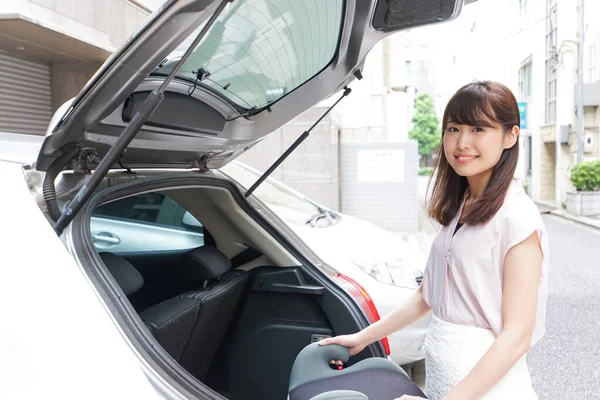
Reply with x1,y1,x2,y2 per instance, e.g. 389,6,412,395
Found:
76,172,381,400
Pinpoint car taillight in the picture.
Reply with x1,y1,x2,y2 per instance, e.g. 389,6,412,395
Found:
334,273,391,356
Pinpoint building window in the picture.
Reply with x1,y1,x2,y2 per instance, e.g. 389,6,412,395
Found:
519,61,533,101
545,0,557,123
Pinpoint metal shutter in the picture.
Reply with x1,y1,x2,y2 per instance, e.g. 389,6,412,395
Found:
0,52,52,136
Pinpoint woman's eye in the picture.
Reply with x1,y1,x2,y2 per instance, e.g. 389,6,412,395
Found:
474,127,485,133
447,127,459,132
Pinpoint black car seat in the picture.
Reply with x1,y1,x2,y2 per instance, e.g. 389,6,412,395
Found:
99,252,200,361
99,252,144,297
141,246,250,381
100,248,249,382
288,342,427,400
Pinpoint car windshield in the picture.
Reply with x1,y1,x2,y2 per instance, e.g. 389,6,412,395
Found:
220,162,322,223
160,0,344,110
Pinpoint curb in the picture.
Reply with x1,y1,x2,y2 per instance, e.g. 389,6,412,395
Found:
549,210,600,230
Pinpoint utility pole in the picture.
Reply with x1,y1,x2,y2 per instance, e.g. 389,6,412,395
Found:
577,0,584,163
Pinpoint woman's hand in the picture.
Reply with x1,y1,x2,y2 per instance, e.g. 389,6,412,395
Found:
319,333,368,357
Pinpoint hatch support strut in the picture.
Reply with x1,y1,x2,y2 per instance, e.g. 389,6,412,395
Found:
53,0,231,236
244,86,351,198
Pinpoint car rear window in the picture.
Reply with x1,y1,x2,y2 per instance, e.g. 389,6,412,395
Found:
164,0,344,110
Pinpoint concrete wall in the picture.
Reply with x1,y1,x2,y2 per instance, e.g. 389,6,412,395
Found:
540,142,556,201
12,1,154,114
339,140,419,233
27,0,151,50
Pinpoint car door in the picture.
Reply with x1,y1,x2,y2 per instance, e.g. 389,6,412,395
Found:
91,192,206,310
91,193,204,254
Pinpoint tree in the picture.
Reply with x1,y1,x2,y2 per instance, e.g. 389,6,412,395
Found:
409,93,440,167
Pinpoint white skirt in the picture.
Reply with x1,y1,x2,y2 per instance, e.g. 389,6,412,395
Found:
424,315,538,400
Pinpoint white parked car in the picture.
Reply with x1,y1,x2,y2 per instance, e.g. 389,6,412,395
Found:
0,1,470,398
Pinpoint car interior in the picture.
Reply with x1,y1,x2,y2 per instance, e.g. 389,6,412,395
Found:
79,173,388,399
80,172,424,400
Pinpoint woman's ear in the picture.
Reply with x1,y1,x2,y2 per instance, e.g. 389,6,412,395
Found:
504,126,520,149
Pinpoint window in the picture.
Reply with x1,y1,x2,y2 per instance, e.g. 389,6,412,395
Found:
518,61,532,101
545,0,557,123
162,0,345,110
91,193,204,253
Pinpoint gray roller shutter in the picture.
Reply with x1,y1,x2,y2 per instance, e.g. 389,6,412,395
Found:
0,52,52,135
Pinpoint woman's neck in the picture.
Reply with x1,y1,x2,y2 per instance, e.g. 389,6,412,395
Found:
466,170,493,199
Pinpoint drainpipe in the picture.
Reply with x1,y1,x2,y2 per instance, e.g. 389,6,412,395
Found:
576,0,585,163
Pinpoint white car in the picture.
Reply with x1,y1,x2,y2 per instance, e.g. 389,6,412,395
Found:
0,1,469,398
220,162,430,365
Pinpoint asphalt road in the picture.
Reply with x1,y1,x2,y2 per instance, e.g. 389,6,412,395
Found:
528,214,600,399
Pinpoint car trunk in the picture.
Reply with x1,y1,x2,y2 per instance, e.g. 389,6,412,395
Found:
65,172,389,400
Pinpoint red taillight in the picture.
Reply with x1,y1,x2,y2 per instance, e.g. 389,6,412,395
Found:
335,273,391,356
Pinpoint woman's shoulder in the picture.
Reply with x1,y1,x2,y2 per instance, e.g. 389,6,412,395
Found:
496,179,547,251
501,179,542,221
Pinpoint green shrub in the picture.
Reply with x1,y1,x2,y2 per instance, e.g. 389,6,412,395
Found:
570,160,600,191
418,167,433,177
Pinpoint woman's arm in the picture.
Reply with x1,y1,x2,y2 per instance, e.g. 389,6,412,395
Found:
442,231,543,400
359,284,432,345
321,284,431,352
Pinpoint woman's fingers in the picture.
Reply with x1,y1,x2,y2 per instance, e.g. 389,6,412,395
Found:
319,338,335,346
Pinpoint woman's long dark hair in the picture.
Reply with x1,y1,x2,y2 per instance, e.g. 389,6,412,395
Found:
427,81,520,226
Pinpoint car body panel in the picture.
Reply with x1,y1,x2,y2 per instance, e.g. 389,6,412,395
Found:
0,160,161,399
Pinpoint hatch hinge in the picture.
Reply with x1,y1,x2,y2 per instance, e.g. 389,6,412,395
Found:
74,147,98,174
197,153,213,173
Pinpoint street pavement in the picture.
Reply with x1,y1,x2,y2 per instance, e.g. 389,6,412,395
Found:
528,214,600,399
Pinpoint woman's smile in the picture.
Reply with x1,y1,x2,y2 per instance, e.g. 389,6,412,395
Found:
454,154,480,164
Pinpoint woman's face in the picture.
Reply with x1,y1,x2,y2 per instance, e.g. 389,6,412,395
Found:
443,122,518,178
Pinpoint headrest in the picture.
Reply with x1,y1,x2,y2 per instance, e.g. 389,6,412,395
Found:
180,246,231,281
99,252,144,296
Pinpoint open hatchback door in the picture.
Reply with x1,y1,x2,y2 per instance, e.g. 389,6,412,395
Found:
35,0,471,232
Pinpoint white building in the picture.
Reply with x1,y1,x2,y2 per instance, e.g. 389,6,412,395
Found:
512,0,600,208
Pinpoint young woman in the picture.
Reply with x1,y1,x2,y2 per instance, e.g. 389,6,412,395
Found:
320,81,549,400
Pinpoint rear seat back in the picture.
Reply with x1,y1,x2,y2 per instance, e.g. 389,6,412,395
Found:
143,246,249,381
100,247,250,382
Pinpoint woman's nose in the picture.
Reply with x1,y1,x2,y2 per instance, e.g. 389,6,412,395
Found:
456,131,471,149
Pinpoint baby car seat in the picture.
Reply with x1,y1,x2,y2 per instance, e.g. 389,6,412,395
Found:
288,343,426,400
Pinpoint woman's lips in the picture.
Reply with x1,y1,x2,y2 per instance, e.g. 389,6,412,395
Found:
455,155,479,164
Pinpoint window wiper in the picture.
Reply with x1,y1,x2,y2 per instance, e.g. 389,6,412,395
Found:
305,210,332,227
52,0,230,236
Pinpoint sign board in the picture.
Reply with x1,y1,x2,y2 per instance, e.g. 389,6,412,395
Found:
518,102,527,130
357,150,405,183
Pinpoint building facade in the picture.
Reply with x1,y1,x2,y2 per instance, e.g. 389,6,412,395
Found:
0,0,160,135
514,0,600,208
